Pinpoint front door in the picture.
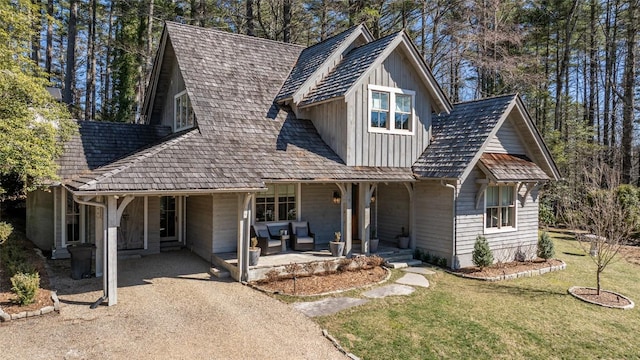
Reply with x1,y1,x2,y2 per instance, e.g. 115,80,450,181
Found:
160,196,177,242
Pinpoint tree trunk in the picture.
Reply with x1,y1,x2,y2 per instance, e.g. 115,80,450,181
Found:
103,0,114,116
85,0,97,121
63,0,78,107
283,0,291,43
246,0,255,36
45,0,53,78
621,0,636,184
588,0,597,141
31,0,41,66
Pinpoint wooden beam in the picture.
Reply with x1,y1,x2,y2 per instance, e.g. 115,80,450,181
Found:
475,183,489,209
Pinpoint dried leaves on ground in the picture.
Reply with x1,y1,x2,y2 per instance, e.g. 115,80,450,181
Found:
454,259,564,279
253,266,387,296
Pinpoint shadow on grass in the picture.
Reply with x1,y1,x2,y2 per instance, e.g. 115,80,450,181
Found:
563,251,587,257
476,282,567,299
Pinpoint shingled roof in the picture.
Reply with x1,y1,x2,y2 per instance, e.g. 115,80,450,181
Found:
299,32,400,106
275,26,362,101
57,121,172,179
62,23,413,193
413,94,516,179
478,153,550,182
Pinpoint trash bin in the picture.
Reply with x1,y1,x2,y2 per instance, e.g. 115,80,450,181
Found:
67,243,95,280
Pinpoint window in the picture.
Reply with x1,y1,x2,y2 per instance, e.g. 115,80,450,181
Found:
66,192,80,243
368,85,415,134
485,185,516,230
160,196,176,239
256,184,297,222
174,90,195,131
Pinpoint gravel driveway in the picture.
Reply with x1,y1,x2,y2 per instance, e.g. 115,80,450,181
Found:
1,250,345,360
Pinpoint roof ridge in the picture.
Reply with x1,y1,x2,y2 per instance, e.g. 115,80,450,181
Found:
303,25,361,51
165,21,305,50
347,30,402,53
451,93,516,106
82,130,199,189
75,120,170,129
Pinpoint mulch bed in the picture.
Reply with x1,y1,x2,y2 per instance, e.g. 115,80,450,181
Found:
569,287,634,309
454,258,564,279
252,266,388,296
0,238,54,315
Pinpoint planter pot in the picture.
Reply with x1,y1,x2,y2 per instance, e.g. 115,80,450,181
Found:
329,241,345,257
398,236,410,249
370,238,379,253
249,248,261,266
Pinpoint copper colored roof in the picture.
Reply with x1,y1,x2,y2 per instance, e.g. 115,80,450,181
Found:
479,153,550,182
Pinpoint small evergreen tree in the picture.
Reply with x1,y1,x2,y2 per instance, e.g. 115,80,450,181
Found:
472,235,493,268
537,232,555,259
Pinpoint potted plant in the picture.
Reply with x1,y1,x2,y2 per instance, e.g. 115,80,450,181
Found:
397,227,410,249
329,231,345,257
370,228,379,253
249,237,261,266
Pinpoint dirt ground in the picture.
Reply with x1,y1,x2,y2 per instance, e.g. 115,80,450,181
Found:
1,250,345,360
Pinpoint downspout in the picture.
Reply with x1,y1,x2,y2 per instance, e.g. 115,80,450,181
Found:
441,181,457,268
72,194,108,308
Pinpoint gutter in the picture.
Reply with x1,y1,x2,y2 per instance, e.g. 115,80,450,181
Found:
72,194,108,309
441,180,457,268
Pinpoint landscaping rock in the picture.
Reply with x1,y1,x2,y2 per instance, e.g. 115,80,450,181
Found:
0,311,10,322
362,284,415,298
293,297,369,317
396,273,430,288
11,311,26,320
41,306,55,315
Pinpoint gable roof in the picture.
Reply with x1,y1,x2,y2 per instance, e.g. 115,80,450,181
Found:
62,23,414,194
275,25,368,102
298,30,451,113
413,94,560,181
57,121,172,179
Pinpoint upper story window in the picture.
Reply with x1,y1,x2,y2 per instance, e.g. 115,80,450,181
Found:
368,84,415,135
485,185,516,232
174,90,195,131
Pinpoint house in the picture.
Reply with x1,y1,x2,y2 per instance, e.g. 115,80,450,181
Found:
25,22,559,306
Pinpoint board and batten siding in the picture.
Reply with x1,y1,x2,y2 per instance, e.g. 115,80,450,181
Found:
413,181,454,261
146,196,161,253
454,167,539,268
158,52,185,130
304,101,349,162
346,48,432,167
212,193,238,253
485,117,527,154
300,183,341,244
377,183,410,242
186,195,214,260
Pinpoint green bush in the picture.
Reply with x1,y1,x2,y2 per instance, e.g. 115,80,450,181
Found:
472,235,493,268
0,221,12,245
10,272,40,305
537,232,555,259
538,201,555,226
616,184,640,229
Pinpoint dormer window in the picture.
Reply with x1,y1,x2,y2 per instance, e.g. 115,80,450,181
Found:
368,85,415,134
174,90,195,131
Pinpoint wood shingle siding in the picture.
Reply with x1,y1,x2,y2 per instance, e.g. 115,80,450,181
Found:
414,181,453,261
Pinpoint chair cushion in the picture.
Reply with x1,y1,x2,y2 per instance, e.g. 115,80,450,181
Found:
258,229,270,238
295,226,308,237
296,236,314,244
268,240,281,247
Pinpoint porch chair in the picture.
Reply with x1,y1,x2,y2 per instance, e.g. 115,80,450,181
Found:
289,221,315,251
251,224,282,255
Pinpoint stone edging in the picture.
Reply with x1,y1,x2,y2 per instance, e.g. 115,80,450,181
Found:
568,286,635,310
0,291,60,322
246,267,392,297
322,329,360,360
445,260,566,282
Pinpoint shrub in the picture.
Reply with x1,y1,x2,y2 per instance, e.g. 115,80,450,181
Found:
366,255,385,268
337,258,353,272
472,235,493,268
538,201,556,227
537,232,555,259
11,272,40,305
0,222,12,245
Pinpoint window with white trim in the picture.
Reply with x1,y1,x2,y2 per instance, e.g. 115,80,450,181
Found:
255,184,297,222
174,90,195,131
368,85,415,134
485,185,516,230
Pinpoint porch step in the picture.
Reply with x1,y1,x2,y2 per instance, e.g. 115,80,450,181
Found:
209,267,230,279
382,254,415,263
160,241,183,252
386,259,423,269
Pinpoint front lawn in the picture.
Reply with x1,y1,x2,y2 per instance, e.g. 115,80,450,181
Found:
312,232,640,359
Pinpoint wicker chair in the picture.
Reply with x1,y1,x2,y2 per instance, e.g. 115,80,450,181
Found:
289,221,315,251
251,224,282,255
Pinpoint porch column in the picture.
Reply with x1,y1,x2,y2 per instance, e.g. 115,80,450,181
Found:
106,196,118,306
237,193,253,282
404,183,415,249
94,196,104,277
359,183,376,256
337,184,353,257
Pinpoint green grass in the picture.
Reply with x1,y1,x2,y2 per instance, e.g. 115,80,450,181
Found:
306,232,640,359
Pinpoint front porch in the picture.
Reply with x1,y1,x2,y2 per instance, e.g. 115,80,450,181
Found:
212,241,414,282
